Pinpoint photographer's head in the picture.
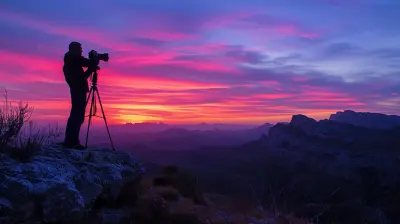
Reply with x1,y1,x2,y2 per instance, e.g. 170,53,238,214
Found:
68,41,83,56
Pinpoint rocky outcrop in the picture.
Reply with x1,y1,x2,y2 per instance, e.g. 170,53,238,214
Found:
269,114,400,148
0,144,313,224
267,122,309,149
329,110,400,129
290,114,317,133
262,114,400,223
0,145,144,223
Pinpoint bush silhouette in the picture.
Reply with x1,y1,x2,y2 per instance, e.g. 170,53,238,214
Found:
0,90,62,162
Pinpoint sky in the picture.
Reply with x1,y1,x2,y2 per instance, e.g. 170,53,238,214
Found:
0,0,399,125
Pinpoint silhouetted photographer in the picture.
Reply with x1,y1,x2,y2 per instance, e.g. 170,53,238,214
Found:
60,41,109,149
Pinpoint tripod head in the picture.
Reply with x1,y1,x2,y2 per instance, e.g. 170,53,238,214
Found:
90,70,99,87
87,49,108,88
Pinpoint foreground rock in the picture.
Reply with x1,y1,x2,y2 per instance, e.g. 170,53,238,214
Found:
0,145,144,223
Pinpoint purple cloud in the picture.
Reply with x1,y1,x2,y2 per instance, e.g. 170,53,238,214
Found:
0,0,399,124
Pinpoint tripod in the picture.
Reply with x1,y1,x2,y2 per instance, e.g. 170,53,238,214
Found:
85,70,115,151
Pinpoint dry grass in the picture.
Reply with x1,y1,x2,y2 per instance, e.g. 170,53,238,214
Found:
0,90,62,162
0,90,32,150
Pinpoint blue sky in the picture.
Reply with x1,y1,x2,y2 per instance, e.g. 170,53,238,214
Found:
0,0,399,124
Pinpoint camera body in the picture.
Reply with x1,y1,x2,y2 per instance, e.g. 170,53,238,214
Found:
88,50,109,67
87,50,109,85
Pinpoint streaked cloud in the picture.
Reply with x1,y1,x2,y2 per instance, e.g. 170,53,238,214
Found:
0,0,399,124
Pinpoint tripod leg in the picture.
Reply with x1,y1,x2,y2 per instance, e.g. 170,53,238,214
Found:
95,89,116,151
85,89,95,148
85,89,92,107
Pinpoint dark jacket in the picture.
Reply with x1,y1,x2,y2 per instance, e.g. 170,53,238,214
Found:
63,51,92,92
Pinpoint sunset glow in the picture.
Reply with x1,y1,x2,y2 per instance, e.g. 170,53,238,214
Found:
0,0,399,124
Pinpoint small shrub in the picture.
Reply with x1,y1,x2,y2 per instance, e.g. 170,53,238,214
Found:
115,176,144,207
3,145,39,162
0,90,33,151
0,90,62,162
152,187,181,202
153,176,171,187
173,170,207,205
131,195,169,223
163,165,179,175
16,122,62,150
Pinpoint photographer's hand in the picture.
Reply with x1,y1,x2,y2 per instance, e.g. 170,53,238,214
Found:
84,69,92,79
84,66,100,79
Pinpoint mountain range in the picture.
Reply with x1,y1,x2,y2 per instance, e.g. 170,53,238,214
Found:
122,110,400,223
87,110,400,151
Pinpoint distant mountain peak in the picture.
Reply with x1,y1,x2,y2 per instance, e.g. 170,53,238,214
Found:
290,114,317,125
329,110,400,129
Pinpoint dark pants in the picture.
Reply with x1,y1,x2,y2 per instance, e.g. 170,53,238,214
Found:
64,87,87,146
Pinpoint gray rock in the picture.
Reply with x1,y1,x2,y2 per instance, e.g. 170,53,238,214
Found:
42,183,85,223
0,197,12,217
73,171,103,206
0,144,144,223
0,174,35,221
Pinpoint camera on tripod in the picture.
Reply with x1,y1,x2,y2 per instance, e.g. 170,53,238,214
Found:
85,50,115,150
88,50,109,68
87,50,109,86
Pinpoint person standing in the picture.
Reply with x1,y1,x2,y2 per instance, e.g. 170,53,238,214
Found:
60,41,94,149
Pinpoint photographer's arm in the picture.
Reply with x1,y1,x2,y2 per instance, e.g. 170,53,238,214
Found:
79,56,91,68
78,56,98,79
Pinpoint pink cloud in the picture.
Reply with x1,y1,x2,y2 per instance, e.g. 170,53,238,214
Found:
0,48,382,122
99,68,229,91
273,25,319,39
0,7,397,124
